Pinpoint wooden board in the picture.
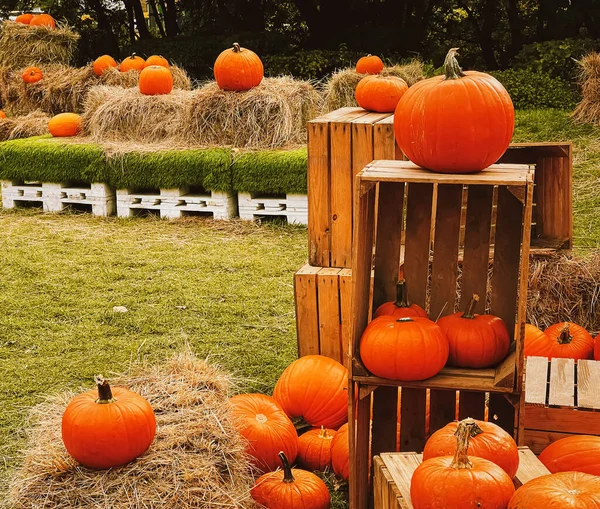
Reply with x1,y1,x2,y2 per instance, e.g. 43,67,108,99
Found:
294,264,320,356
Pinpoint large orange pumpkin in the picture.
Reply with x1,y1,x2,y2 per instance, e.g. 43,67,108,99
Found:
331,423,349,480
144,55,170,68
394,48,514,173
355,75,408,113
360,316,449,381
297,427,335,471
437,294,510,368
22,66,43,84
93,55,117,76
411,419,515,509
61,376,156,469
356,54,384,75
139,65,173,95
273,355,348,429
120,53,146,72
48,113,81,137
423,418,519,478
251,452,330,509
524,322,594,360
15,13,34,24
214,43,264,91
30,14,55,28
508,471,600,508
539,435,600,475
229,393,298,472
374,280,428,319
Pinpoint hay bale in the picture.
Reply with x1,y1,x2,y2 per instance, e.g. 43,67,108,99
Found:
0,21,79,68
572,52,600,124
0,110,49,141
7,350,258,508
186,77,322,149
99,65,192,90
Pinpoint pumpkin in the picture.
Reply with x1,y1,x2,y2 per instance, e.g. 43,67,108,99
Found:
595,336,600,360
273,355,348,429
355,75,408,113
139,65,173,95
48,113,81,137
437,294,510,368
93,55,117,76
15,13,34,24
22,66,43,84
360,316,448,381
297,427,335,472
214,42,264,91
0,111,6,119
374,279,428,319
394,48,514,173
61,375,156,469
331,423,349,480
30,14,55,28
524,322,594,360
423,418,519,478
356,54,384,75
411,419,515,509
229,393,298,472
144,55,169,68
120,53,146,73
539,435,600,475
251,452,330,509
508,471,600,508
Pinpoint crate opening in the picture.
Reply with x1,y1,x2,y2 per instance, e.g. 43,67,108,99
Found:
13,200,43,209
63,203,93,214
131,208,160,218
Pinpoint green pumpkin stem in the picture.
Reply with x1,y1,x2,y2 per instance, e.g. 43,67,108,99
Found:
278,451,295,483
233,42,241,53
95,375,116,404
461,294,480,319
450,418,483,469
558,323,573,344
444,48,465,80
394,279,410,308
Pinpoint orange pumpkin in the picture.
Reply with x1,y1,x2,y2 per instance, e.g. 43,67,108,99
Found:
524,322,594,360
595,336,600,360
395,48,514,173
214,42,264,91
120,53,146,72
229,393,298,472
61,376,156,469
273,355,348,429
93,55,117,76
144,55,169,68
22,66,43,84
423,418,519,478
0,111,6,119
48,113,81,137
539,435,600,475
30,14,55,28
251,452,330,509
411,419,515,509
355,75,408,113
15,13,34,24
331,423,349,480
360,316,449,381
374,279,428,319
356,54,384,75
297,427,335,472
139,65,173,95
437,294,510,368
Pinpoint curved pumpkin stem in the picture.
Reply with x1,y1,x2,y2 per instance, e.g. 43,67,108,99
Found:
278,451,295,484
233,42,241,53
131,52,138,59
461,294,480,319
450,418,483,469
94,375,116,404
558,323,573,344
394,280,410,308
318,426,332,439
444,48,465,80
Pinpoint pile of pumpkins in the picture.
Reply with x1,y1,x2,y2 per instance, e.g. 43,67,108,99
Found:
14,12,56,28
524,321,599,360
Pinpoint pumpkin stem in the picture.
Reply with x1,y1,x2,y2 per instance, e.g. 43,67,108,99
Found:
233,43,241,53
95,375,116,404
450,418,483,469
278,451,295,484
318,426,332,440
394,279,410,308
558,323,573,344
461,294,480,319
131,52,138,59
444,48,465,80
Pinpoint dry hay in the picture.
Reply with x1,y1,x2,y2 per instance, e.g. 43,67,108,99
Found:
186,77,322,148
6,350,258,509
0,20,79,68
572,52,600,124
323,60,426,111
99,65,192,90
0,110,49,141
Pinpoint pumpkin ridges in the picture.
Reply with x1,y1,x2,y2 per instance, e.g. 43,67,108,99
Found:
508,472,600,508
539,435,600,475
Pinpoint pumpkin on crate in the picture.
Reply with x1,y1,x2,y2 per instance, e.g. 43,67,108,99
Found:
524,322,594,360
297,426,335,472
61,375,156,469
410,419,515,509
394,48,514,173
331,423,349,480
139,66,173,95
355,75,408,113
355,54,384,75
539,435,600,475
22,66,43,84
15,13,34,24
374,279,427,319
214,43,264,91
30,14,55,28
93,55,117,76
251,452,330,509
229,393,298,472
423,418,519,478
120,53,146,72
144,55,170,68
48,113,81,137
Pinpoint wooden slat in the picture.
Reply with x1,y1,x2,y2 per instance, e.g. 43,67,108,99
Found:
316,268,342,363
339,268,353,368
514,447,551,487
294,264,320,356
372,387,400,456
577,360,600,409
428,390,457,435
310,106,365,122
399,388,427,452
488,393,517,437
537,154,572,248
523,429,579,455
373,118,396,160
458,391,486,421
351,389,372,509
524,406,600,434
524,356,549,405
373,456,403,509
548,358,575,407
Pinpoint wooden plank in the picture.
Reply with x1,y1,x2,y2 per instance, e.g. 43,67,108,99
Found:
524,356,549,405
514,447,551,487
523,429,580,455
351,388,372,509
316,268,343,363
524,405,600,434
352,120,376,181
488,393,517,438
294,264,320,357
339,268,353,368
372,386,400,456
537,155,572,249
428,390,457,435
458,391,486,421
548,358,575,407
577,360,600,409
399,388,427,452
373,456,403,509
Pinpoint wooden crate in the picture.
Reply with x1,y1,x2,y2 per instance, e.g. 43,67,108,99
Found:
349,161,535,509
373,447,550,509
523,356,600,454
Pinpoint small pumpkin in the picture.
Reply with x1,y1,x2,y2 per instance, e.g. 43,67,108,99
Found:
539,435,600,475
48,113,81,137
410,419,515,509
139,65,173,95
508,471,600,508
120,53,146,73
30,14,55,28
374,279,428,319
437,294,510,368
93,55,117,76
595,336,600,360
22,66,43,84
297,427,335,472
0,111,6,119
423,418,519,478
524,322,594,360
273,355,348,429
15,13,34,24
356,54,384,75
251,452,330,509
360,316,449,381
355,75,408,113
229,393,298,472
331,423,349,480
214,42,264,91
61,376,156,469
144,55,169,68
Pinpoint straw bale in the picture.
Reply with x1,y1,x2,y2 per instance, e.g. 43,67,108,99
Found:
0,110,49,141
572,52,600,124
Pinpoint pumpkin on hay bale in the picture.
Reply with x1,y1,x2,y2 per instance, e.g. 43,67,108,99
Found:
6,350,258,508
572,52,600,124
0,110,49,141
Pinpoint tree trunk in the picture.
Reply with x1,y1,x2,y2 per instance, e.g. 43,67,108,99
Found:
503,0,524,62
147,0,167,38
480,0,499,68
164,0,180,36
294,0,325,47
124,0,137,43
86,0,120,55
128,0,152,39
